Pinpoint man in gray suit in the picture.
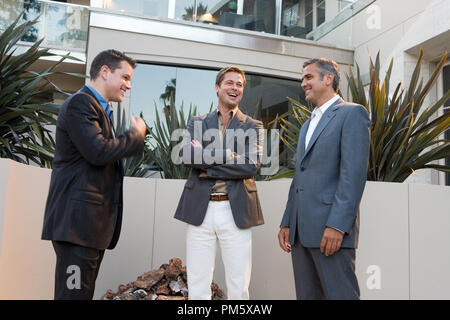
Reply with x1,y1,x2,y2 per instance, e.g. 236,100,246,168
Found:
174,66,264,300
278,58,370,300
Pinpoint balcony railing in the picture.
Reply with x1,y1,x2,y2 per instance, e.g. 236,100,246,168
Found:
91,0,373,41
0,0,89,52
0,0,374,53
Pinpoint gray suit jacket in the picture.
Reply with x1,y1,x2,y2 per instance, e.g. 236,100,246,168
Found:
280,98,370,248
174,109,264,229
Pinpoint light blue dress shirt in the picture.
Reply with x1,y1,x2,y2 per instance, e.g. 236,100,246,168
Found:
86,85,113,119
86,85,115,137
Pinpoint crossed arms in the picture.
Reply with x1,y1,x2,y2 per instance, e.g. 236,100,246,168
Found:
179,116,264,179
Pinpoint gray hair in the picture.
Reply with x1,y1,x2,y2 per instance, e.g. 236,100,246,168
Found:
303,58,340,92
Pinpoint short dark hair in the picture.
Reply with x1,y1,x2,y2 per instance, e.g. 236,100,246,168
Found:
216,66,246,87
89,49,136,80
303,58,340,92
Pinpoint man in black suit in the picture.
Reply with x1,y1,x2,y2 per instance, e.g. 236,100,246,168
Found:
42,49,146,299
174,66,264,300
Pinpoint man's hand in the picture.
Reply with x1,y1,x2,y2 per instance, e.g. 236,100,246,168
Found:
278,227,291,253
130,116,146,138
190,140,202,148
320,227,344,256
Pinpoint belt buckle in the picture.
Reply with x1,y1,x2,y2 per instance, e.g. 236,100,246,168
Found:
210,194,228,201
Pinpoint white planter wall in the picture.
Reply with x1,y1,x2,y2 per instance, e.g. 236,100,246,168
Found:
409,184,450,299
357,181,410,299
0,159,449,299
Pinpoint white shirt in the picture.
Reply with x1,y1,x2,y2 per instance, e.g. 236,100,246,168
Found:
305,95,340,151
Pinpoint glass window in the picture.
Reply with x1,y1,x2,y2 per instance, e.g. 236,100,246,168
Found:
240,73,303,123
130,64,217,128
130,63,302,123
198,0,276,33
281,0,313,38
129,63,303,168
339,0,355,11
176,0,199,21
95,0,276,33
316,0,325,26
0,0,88,51
103,0,165,18
43,3,89,51
0,0,42,42
103,0,196,21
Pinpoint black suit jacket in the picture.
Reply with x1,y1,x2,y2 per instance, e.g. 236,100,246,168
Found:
174,109,264,229
41,86,144,250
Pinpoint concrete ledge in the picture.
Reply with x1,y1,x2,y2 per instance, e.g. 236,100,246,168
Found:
0,158,448,299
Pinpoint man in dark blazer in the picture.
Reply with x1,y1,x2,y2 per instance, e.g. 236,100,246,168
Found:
42,49,146,299
278,58,370,299
174,66,264,300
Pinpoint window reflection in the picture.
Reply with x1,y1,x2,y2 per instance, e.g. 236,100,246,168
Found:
130,63,303,169
339,0,356,11
174,67,217,112
129,64,177,131
88,0,353,40
103,0,167,18
240,74,303,123
101,0,276,32
201,0,276,33
0,0,88,51
316,0,325,26
130,63,303,125
102,0,196,21
282,0,313,38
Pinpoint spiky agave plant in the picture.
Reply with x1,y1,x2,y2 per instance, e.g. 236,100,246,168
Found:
114,103,157,177
270,49,450,182
347,48,450,182
148,94,206,179
0,13,83,167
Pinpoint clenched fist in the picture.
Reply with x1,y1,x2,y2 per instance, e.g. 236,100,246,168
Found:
130,116,146,138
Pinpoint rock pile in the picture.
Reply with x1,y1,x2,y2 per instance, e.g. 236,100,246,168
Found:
102,257,226,300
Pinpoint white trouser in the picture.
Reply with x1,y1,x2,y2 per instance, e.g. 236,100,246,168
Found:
186,200,252,300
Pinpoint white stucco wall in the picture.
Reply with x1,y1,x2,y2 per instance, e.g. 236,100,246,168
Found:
0,159,449,299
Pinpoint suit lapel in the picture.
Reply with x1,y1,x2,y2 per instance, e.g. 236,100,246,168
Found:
81,86,103,113
301,98,342,162
204,110,218,131
297,118,309,164
202,110,218,149
81,86,123,174
227,109,246,130
80,86,114,137
224,109,245,150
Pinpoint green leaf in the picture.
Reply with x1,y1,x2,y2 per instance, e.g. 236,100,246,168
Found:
272,49,450,182
0,12,83,167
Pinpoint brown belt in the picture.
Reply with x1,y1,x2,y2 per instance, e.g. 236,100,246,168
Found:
210,194,229,201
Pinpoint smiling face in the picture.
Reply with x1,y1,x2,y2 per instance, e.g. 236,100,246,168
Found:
301,63,334,107
215,71,244,110
103,61,134,103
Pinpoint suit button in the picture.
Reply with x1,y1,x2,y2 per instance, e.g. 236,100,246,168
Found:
296,188,298,193
300,167,305,171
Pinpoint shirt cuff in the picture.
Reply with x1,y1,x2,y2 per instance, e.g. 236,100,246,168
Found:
330,227,345,234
